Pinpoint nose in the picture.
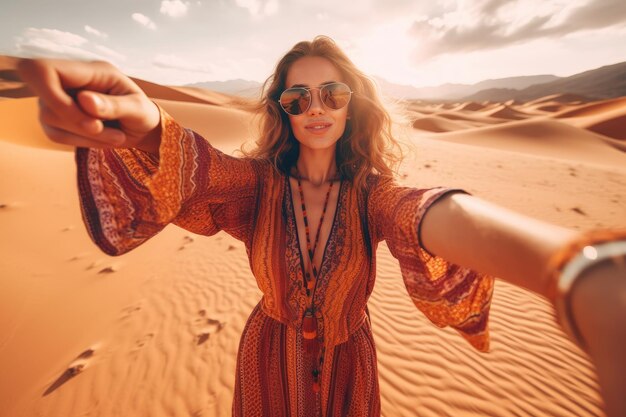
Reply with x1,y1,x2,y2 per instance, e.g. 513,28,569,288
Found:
307,88,325,115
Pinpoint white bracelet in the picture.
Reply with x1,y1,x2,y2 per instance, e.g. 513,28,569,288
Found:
554,239,626,351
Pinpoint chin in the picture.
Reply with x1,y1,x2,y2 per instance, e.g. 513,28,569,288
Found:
300,136,340,151
295,129,343,150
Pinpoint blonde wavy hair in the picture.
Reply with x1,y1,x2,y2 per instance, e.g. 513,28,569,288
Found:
243,35,403,193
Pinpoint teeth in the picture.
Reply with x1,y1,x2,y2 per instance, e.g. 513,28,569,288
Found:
309,125,328,129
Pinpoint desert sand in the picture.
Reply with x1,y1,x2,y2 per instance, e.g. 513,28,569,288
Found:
1,70,625,417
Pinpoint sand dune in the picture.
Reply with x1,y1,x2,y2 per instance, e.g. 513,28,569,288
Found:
479,104,532,120
428,110,507,125
551,97,626,140
449,101,487,112
561,112,626,141
421,117,626,166
553,96,626,119
523,93,590,106
1,74,626,417
411,115,474,132
0,97,72,151
531,102,567,113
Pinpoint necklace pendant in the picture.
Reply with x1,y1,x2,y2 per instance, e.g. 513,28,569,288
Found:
302,309,320,355
302,309,317,340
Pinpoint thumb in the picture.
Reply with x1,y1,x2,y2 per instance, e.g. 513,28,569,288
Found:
76,90,141,121
76,90,160,136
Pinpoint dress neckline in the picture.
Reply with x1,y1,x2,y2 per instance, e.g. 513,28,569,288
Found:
286,174,344,305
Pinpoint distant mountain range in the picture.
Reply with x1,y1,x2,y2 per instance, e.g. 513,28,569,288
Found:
373,74,560,101
186,61,626,103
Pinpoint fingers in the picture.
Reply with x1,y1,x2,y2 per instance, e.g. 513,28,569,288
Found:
18,58,140,95
19,59,110,135
18,58,160,149
38,98,126,146
41,120,127,149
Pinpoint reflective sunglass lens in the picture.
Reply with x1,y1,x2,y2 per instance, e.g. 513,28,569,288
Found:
280,89,310,115
321,83,351,110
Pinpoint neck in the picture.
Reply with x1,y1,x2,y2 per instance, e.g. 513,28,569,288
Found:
294,145,338,186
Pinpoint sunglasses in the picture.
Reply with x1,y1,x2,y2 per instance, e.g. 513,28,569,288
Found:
278,82,353,116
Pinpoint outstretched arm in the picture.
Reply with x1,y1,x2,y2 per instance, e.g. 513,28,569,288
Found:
421,192,626,417
420,192,577,298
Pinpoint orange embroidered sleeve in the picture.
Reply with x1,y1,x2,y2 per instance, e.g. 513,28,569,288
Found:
75,104,260,256
368,176,494,353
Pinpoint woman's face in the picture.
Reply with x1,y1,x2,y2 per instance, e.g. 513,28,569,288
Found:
284,56,349,152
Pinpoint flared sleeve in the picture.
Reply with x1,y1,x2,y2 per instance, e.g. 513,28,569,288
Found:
368,176,495,353
75,104,261,256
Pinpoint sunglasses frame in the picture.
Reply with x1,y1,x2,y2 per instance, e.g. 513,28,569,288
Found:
278,82,354,116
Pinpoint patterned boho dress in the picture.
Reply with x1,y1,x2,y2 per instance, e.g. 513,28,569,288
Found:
75,105,494,417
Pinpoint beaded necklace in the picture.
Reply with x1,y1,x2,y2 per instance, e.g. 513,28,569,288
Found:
293,168,337,394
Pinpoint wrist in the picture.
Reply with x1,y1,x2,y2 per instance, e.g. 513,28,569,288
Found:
544,229,626,352
135,125,162,156
134,100,162,157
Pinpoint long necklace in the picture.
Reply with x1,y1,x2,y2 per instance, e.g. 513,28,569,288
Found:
295,169,335,394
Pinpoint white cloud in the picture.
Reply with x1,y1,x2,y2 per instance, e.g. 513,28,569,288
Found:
14,27,125,64
14,27,91,59
84,25,108,39
235,0,279,18
22,27,87,48
132,13,157,30
408,0,626,60
160,0,190,18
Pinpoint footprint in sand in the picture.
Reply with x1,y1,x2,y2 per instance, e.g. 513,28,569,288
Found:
67,348,95,375
133,333,155,350
195,310,226,345
86,259,120,273
68,253,89,262
179,235,195,250
98,266,118,274
86,260,105,271
44,347,97,395
119,303,142,320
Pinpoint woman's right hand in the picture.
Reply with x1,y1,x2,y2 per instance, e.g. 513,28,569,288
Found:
17,58,162,155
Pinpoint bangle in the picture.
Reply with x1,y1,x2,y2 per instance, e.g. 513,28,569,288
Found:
545,229,626,352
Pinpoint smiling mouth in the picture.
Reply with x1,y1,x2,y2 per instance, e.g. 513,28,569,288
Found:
305,122,333,132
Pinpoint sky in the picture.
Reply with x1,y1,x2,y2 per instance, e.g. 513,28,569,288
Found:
2,0,626,88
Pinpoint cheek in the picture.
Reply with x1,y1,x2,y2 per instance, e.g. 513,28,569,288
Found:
335,112,349,135
287,116,304,135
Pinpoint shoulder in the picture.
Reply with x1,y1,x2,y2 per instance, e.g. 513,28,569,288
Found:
365,172,399,194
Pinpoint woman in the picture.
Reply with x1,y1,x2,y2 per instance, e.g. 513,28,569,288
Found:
18,36,626,417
